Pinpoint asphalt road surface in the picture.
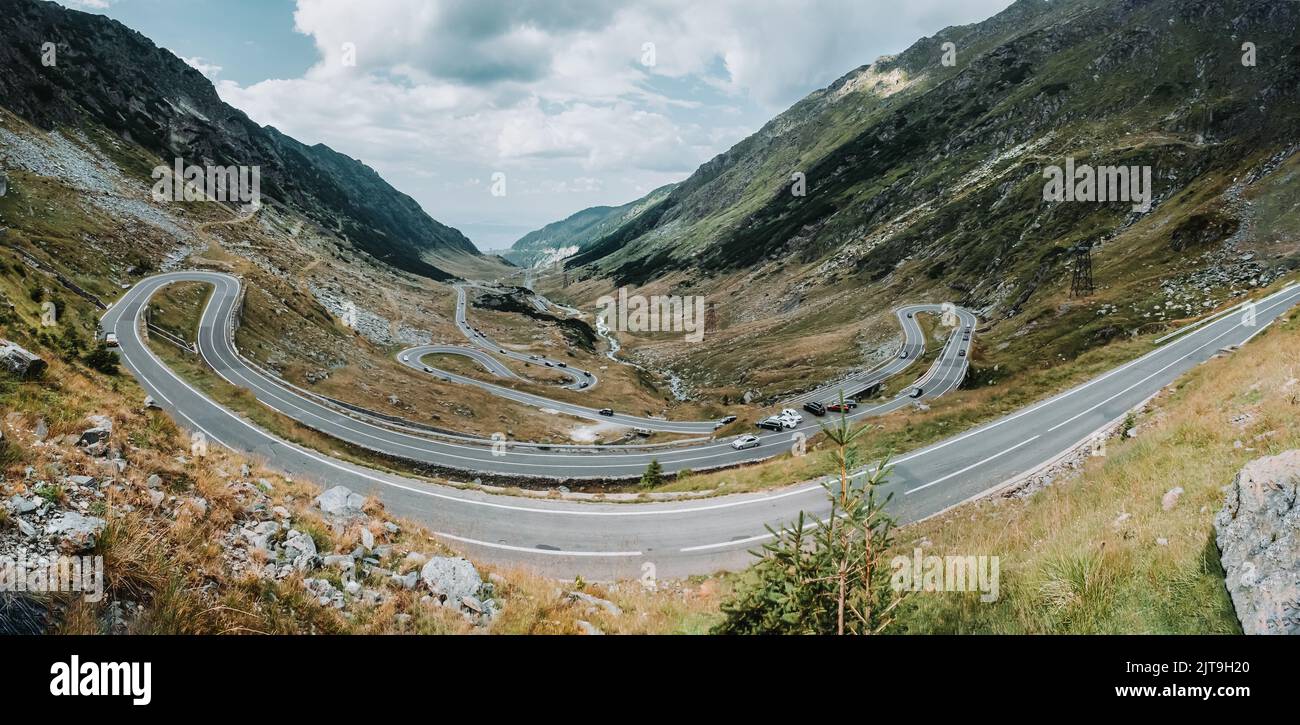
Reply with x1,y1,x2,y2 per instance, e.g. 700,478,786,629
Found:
103,271,1298,578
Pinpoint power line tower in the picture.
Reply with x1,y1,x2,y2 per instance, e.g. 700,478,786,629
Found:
1070,243,1094,298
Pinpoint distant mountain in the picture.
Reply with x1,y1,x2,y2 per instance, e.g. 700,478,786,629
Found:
505,184,676,268
0,0,478,281
563,0,1300,309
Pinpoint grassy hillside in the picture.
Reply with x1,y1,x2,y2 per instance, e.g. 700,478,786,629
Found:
888,309,1300,633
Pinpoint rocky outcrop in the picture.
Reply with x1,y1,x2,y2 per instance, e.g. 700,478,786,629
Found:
419,556,496,622
0,339,46,379
314,485,367,521
45,511,107,553
1214,450,1300,635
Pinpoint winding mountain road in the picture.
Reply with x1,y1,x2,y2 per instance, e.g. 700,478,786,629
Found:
102,271,1299,578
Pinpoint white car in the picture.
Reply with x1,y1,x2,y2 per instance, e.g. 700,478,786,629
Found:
731,435,761,450
777,409,802,426
105,333,119,348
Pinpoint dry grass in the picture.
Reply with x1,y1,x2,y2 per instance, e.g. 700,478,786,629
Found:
888,310,1300,633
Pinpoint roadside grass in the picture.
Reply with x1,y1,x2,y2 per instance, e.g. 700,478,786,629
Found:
887,310,1300,633
644,276,1295,495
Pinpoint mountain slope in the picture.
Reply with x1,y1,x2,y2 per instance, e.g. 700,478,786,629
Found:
505,183,676,268
565,0,1300,307
0,0,477,281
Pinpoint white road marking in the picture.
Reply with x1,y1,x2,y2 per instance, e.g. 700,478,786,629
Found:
904,435,1040,494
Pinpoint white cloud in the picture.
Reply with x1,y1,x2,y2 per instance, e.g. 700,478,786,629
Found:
211,0,1014,248
179,55,223,81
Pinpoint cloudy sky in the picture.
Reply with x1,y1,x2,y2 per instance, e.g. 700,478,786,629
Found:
64,0,1013,250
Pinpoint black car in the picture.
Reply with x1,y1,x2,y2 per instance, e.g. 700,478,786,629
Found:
598,408,614,416
755,418,784,431
718,415,737,425
803,401,827,416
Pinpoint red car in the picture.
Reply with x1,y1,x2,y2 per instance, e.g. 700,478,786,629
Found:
825,399,858,413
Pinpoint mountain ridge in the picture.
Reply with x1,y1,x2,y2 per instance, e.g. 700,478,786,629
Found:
0,0,477,281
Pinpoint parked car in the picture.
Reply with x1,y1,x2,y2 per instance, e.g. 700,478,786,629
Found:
779,408,802,422
731,435,761,450
756,417,784,431
718,415,737,425
826,399,858,412
633,427,652,436
910,387,924,398
105,333,119,347
598,408,614,416
803,401,827,416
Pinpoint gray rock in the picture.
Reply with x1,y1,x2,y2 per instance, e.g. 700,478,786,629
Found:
391,571,420,590
1214,450,1300,635
146,474,163,488
8,494,39,514
283,530,318,571
323,554,355,573
314,485,366,520
66,475,95,487
419,556,483,605
16,517,37,539
33,418,48,441
76,424,112,452
45,512,107,552
242,521,281,551
360,527,375,551
0,338,46,379
147,490,165,508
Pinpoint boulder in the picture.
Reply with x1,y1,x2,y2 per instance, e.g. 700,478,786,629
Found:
76,415,113,453
1214,450,1300,635
8,494,39,514
0,339,46,379
45,512,107,552
314,485,366,520
283,530,318,571
242,520,281,552
419,556,483,605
